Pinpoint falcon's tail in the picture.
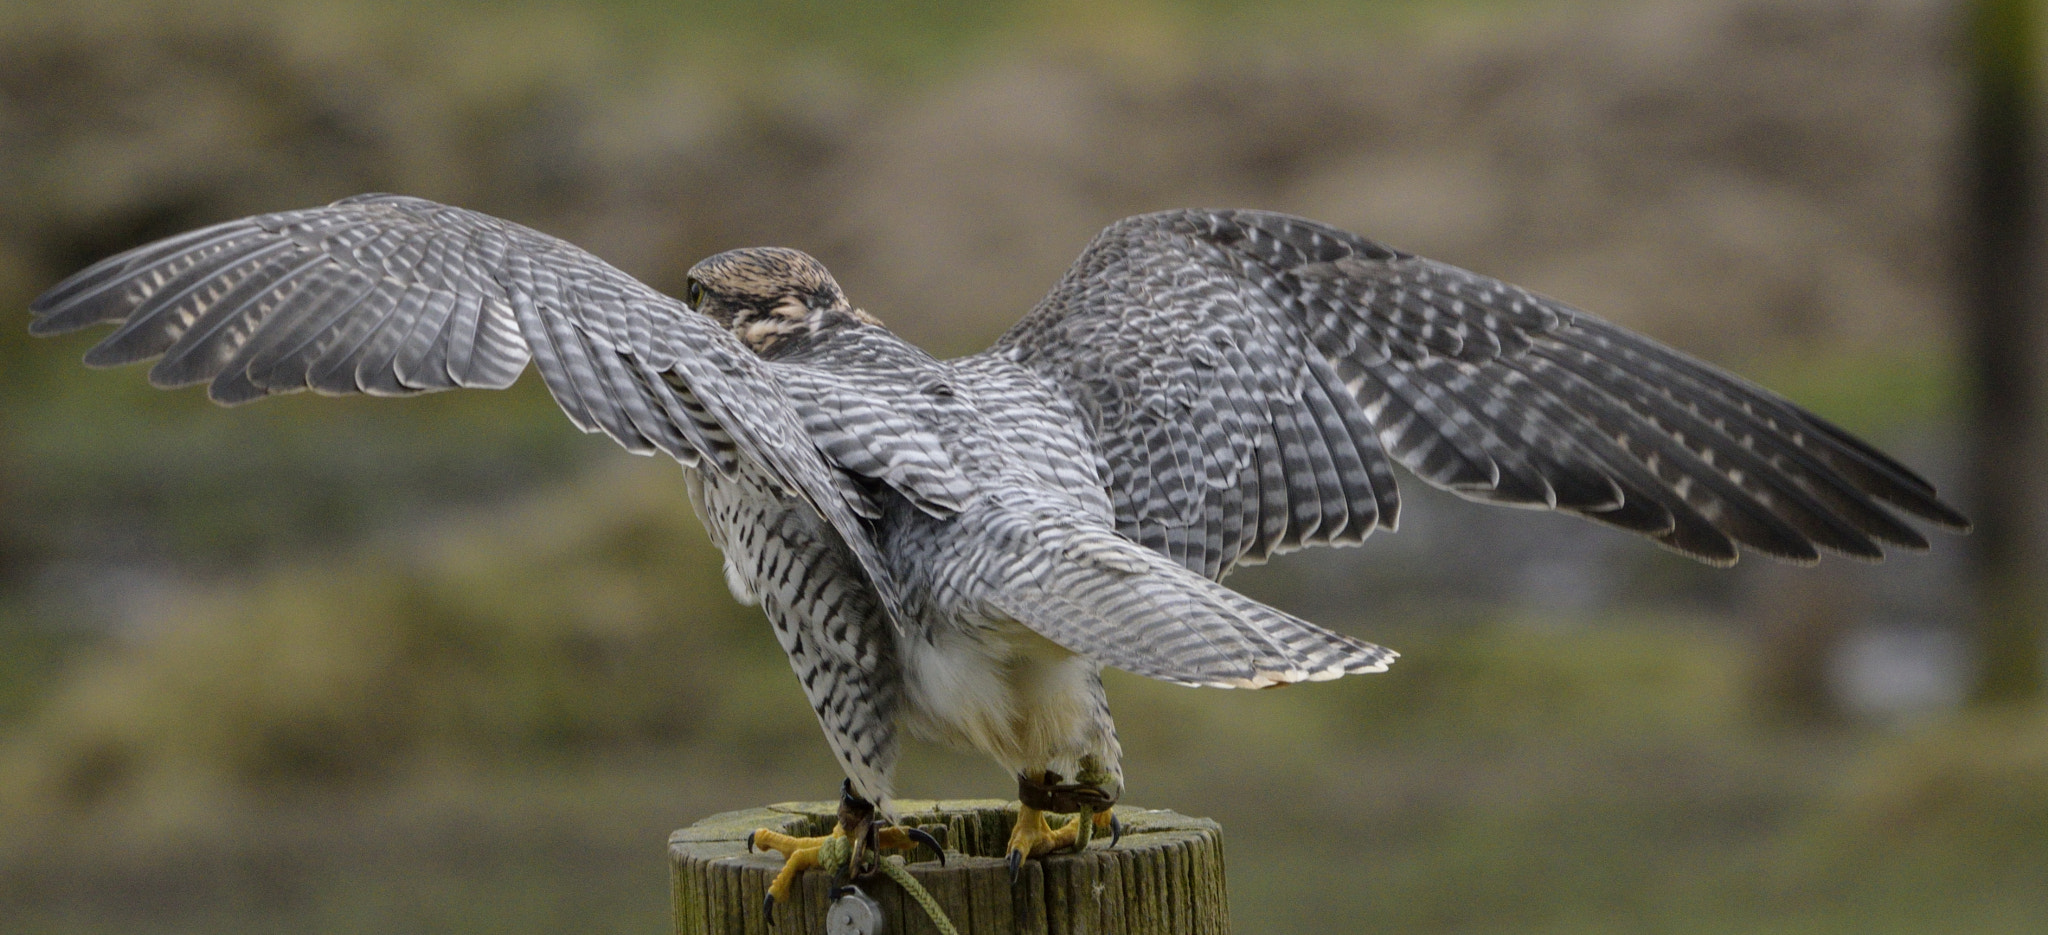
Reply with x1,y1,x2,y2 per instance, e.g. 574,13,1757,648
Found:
978,502,1394,688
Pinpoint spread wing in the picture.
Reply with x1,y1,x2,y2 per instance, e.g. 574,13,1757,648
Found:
30,193,906,617
993,209,1969,579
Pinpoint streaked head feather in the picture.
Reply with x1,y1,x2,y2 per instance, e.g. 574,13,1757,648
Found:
685,246,879,354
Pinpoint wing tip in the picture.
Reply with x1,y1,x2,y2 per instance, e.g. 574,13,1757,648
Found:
27,307,88,335
1908,498,1973,535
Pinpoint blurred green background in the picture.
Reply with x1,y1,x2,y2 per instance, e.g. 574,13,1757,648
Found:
2,0,2042,932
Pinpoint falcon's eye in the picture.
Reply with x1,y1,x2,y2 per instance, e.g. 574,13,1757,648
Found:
685,279,707,309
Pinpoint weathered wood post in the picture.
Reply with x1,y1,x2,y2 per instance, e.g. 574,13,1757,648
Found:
671,799,1228,934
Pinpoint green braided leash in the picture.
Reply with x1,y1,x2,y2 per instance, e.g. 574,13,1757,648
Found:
813,829,960,935
879,855,961,935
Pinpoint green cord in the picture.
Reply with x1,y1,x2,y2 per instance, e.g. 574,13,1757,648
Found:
815,833,853,873
879,856,961,935
812,830,959,935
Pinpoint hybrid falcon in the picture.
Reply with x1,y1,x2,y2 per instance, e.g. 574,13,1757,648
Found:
31,195,1967,906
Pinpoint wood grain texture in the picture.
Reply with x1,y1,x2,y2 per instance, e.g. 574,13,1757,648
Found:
671,800,1228,934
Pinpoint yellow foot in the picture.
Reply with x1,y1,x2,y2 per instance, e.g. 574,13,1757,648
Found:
747,826,840,907
748,824,946,914
1004,805,1120,880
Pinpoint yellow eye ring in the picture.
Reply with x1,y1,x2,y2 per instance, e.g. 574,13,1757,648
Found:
686,279,706,309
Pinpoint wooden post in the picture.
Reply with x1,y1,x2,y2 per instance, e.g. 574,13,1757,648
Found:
671,799,1228,935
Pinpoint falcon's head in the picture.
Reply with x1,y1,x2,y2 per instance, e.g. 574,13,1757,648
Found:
684,246,880,355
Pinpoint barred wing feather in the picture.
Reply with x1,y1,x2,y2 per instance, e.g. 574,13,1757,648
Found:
30,193,907,620
993,209,1968,578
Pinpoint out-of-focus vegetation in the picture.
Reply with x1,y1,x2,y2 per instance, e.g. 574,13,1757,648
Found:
4,464,2043,933
1,0,2034,932
4,463,2044,934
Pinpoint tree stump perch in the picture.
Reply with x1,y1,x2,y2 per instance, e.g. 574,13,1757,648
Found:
671,799,1228,934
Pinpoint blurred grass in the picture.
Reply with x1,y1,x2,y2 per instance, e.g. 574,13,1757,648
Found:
1,461,741,817
337,0,1543,85
0,0,1537,91
1754,349,1961,440
2,478,2040,932
0,465,2034,933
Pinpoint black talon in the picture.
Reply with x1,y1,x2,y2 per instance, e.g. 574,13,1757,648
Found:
745,830,757,853
1108,813,1122,849
905,826,946,866
1006,848,1023,884
763,892,777,925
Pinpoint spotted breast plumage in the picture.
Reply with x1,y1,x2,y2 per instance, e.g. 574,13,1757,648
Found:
29,194,1968,907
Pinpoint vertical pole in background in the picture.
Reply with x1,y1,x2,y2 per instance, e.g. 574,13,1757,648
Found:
1962,0,2048,704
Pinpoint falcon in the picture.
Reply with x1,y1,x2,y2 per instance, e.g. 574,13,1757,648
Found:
30,194,1967,908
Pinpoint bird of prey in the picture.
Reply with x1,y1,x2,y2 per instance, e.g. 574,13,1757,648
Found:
31,194,1967,908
